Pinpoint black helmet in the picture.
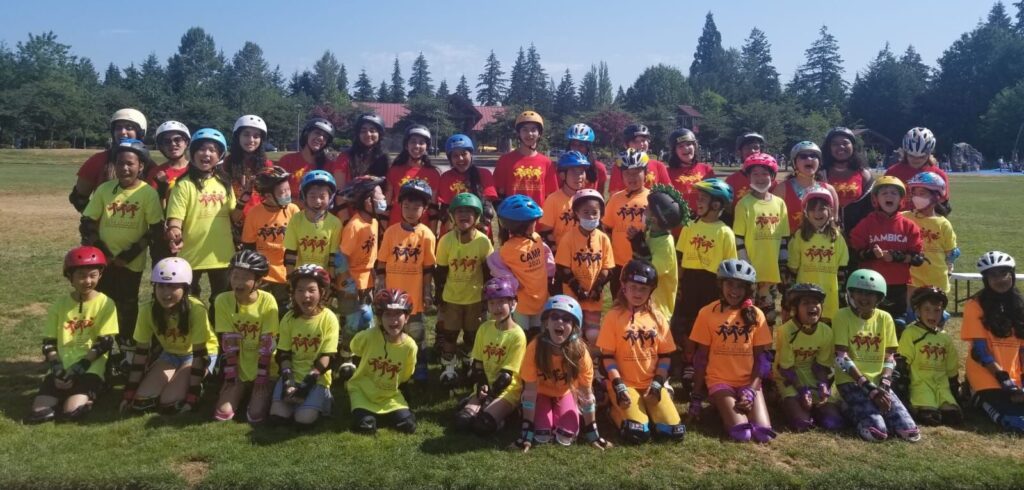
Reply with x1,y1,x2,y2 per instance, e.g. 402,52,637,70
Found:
647,184,688,229
824,127,856,147
668,128,697,148
784,283,826,310
398,179,433,203
230,250,270,279
621,259,658,289
910,286,949,311
339,175,385,204
623,123,651,141
254,166,291,194
354,113,385,134
735,132,766,151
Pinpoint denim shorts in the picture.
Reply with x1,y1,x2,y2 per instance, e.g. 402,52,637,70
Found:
272,377,333,414
157,352,219,374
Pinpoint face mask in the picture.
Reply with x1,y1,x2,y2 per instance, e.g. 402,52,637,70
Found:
912,196,932,210
750,182,771,194
374,199,388,214
276,195,292,207
580,218,600,231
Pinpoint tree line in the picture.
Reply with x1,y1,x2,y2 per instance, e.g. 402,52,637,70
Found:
2,1,1024,161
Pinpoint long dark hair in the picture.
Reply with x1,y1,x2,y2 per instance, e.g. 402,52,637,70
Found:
717,281,759,329
348,134,390,177
151,287,192,337
224,133,267,184
974,274,1024,339
392,150,434,169
821,133,867,172
184,161,231,192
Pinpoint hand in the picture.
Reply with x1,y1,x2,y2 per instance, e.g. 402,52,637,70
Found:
871,245,885,259
687,392,704,422
881,250,893,262
65,358,91,379
292,373,318,401
583,422,612,450
54,376,74,391
612,378,631,409
868,386,892,413
735,387,755,414
798,387,814,411
475,384,490,401
645,376,665,403
155,170,168,183
816,382,831,406
510,421,534,453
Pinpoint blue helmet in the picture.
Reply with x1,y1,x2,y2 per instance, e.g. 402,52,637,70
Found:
497,194,543,221
189,128,227,156
557,150,590,170
300,170,337,198
566,123,595,143
542,294,583,328
445,134,475,155
398,179,433,203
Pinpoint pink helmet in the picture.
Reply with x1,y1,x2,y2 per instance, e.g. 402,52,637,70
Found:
742,153,779,176
483,277,517,300
152,257,193,285
906,171,946,196
801,188,834,209
571,188,605,212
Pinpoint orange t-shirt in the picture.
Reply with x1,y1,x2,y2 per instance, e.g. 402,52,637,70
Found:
961,298,1024,392
602,188,650,265
689,301,772,387
519,338,594,398
555,227,614,311
241,203,300,284
493,151,557,205
538,189,577,240
340,213,379,290
377,223,436,314
386,164,442,225
499,233,548,315
596,306,675,388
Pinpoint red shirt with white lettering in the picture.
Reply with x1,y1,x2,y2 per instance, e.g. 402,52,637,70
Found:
848,210,923,285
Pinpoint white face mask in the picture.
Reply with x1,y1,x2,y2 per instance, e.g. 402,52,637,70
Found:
580,218,600,231
750,182,771,194
912,196,932,210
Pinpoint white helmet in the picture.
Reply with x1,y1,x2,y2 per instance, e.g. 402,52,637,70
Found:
977,251,1016,273
154,121,191,142
902,127,936,158
110,108,148,137
233,114,268,136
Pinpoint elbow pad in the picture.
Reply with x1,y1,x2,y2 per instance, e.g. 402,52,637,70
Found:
756,350,773,380
946,247,961,264
971,339,996,366
492,369,513,395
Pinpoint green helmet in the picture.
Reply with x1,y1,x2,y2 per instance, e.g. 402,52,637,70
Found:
449,192,483,216
846,269,887,297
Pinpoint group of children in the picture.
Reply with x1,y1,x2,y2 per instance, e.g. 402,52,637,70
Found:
29,108,1024,449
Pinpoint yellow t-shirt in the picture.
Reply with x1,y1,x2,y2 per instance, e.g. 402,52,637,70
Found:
898,322,959,403
649,233,678,321
787,232,849,320
165,175,237,270
470,319,527,402
44,293,119,379
498,233,548,315
347,328,417,413
339,213,379,290
82,180,163,272
214,290,279,382
831,307,898,386
689,301,772,388
555,227,614,312
437,229,493,305
603,188,650,265
597,306,675,389
774,320,833,398
283,211,342,270
902,211,956,292
676,220,737,273
519,338,594,398
242,203,299,284
732,193,789,283
378,223,437,314
134,297,218,355
278,308,339,388
539,189,577,242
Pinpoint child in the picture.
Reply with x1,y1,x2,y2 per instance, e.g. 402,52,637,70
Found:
81,139,162,370
666,128,715,217
724,132,768,206
242,166,299,311
334,175,387,380
25,247,117,423
849,177,924,328
165,128,236,319
773,141,839,232
774,284,844,432
276,117,335,198
786,189,849,322
488,194,553,339
885,127,950,211
494,111,557,206
438,134,498,235
564,123,608,193
283,170,341,277
539,151,591,251
225,115,273,235
121,258,219,414
897,286,961,426
902,172,958,300
70,108,147,211
269,264,338,426
732,153,789,326
608,124,671,193
555,189,613,358
385,125,442,228
454,278,525,435
832,269,920,442
599,260,685,444
435,193,493,386
515,295,611,450
630,184,689,320
376,180,437,381
213,250,279,423
603,150,651,297
332,113,389,184
348,289,418,434
689,259,776,443
148,120,191,208
960,251,1024,433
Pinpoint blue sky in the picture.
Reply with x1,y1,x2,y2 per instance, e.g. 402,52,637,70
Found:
0,0,1004,96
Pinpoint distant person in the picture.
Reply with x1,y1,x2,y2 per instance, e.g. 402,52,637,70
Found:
819,127,873,225
333,113,390,185
665,128,715,217
774,141,839,232
725,132,770,206
384,125,442,229
437,134,497,236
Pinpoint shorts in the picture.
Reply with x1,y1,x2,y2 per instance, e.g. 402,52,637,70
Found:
672,268,719,342
440,302,485,332
910,378,958,410
156,352,219,375
272,377,333,414
37,373,103,400
708,382,747,397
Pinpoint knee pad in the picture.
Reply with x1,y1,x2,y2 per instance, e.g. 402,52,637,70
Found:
751,425,777,443
132,396,158,412
354,414,378,434
941,408,963,425
533,429,553,444
472,411,499,435
394,413,416,434
405,320,426,346
728,422,753,442
24,407,56,424
554,428,576,446
789,416,815,432
213,408,235,422
655,422,686,441
337,360,356,382
896,426,921,442
454,410,475,432
817,413,845,431
620,420,651,445
857,418,888,442
64,404,92,421
917,409,942,426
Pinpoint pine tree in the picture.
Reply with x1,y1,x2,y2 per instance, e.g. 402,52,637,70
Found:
389,57,406,103
311,50,341,104
578,65,598,111
505,47,528,105
455,75,472,100
524,44,548,108
739,28,781,101
597,62,614,107
103,63,122,87
408,52,433,99
377,80,390,102
553,69,577,118
353,69,375,101
338,63,349,98
689,12,727,94
614,86,626,105
436,79,450,99
989,1,1013,30
1015,0,1024,33
787,26,847,112
475,50,506,106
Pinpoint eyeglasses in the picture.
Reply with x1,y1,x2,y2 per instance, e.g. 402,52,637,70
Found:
160,136,187,146
797,153,819,160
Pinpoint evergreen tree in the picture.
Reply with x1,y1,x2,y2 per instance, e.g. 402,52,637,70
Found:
689,13,727,94
739,28,781,101
455,75,472,99
475,50,506,106
337,63,349,98
103,63,122,87
524,44,548,108
436,79,450,99
505,47,528,105
787,26,847,112
615,86,626,105
989,1,1013,30
1014,0,1024,33
377,80,390,102
578,66,598,111
623,64,691,113
353,69,375,101
311,50,342,104
553,69,577,119
389,57,406,102
408,52,434,99
597,62,614,107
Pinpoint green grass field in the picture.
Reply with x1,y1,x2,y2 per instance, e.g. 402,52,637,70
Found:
1,150,1023,489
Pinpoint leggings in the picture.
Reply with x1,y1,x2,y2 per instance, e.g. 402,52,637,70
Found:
838,382,918,440
533,392,580,443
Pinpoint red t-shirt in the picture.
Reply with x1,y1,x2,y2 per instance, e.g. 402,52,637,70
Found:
386,164,442,225
780,179,829,232
848,210,923,285
145,162,191,201
826,170,866,210
494,151,557,205
667,162,716,214
76,150,113,190
437,167,498,205
276,152,344,198
608,158,671,194
884,162,950,209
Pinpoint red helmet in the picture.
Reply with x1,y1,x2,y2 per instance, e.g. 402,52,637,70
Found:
288,264,331,291
374,288,413,315
742,153,778,176
64,246,107,277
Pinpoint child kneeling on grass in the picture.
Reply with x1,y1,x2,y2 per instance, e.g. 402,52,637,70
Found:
26,247,118,424
897,286,961,426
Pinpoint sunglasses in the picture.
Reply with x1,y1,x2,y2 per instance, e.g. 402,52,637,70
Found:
547,311,575,323
160,136,188,146
797,153,819,160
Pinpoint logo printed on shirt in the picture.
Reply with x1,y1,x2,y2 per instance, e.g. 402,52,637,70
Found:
106,201,141,218
164,327,187,344
361,234,376,254
645,172,656,187
834,182,860,197
920,228,941,244
622,327,657,347
538,367,570,384
615,204,647,223
675,173,702,188
256,223,287,240
850,332,881,351
391,243,422,263
449,180,468,195
399,176,428,188
869,233,908,244
919,342,948,360
755,214,781,228
689,234,715,253
519,246,542,264
369,356,402,379
198,191,226,207
715,322,752,343
482,342,507,361
804,245,835,262
451,256,479,273
572,249,603,267
513,166,542,181
559,210,577,226
298,236,329,252
291,334,322,352
793,346,819,362
234,320,261,339
63,317,95,336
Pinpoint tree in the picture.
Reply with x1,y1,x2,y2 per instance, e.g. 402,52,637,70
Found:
614,86,626,105
689,13,728,95
408,52,434,99
597,62,614,107
578,65,598,111
353,69,375,101
505,47,528,105
980,80,1024,158
377,80,390,102
311,50,343,104
523,44,550,110
166,27,224,96
553,69,577,119
787,26,847,113
436,79,450,99
739,28,781,102
398,95,455,144
337,63,349,98
475,50,506,106
103,63,122,87
455,75,472,100
623,64,692,112
848,44,930,143
224,42,279,113
586,108,634,149
289,70,314,98
389,57,406,103
989,1,1013,30
1015,0,1024,33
